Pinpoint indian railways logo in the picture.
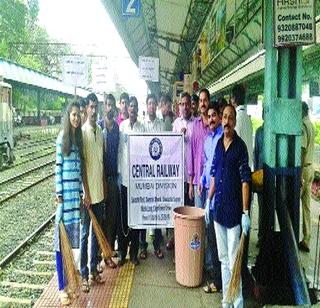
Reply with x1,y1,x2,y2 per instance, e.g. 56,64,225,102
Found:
190,233,201,250
149,137,163,161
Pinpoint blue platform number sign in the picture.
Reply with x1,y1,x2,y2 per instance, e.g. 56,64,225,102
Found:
122,0,141,17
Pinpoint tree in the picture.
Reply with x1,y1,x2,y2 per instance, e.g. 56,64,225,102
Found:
0,0,28,59
0,0,71,76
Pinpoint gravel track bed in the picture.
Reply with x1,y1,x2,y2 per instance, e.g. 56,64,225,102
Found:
14,138,55,152
0,227,55,307
0,178,56,260
14,125,60,138
16,142,55,157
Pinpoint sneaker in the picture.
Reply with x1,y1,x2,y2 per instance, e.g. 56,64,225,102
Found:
97,262,103,273
81,278,90,293
59,290,70,306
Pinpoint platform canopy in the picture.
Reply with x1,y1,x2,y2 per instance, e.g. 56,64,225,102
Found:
103,0,320,97
0,57,99,99
101,0,266,96
102,0,215,95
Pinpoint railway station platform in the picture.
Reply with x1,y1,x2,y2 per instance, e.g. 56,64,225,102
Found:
34,196,320,308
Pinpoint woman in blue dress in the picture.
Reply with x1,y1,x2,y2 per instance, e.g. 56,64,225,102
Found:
54,101,83,306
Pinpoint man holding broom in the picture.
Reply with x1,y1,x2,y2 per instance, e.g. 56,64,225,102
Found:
80,93,107,292
206,104,251,308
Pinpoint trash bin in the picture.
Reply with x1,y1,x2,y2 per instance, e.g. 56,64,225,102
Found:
173,206,205,287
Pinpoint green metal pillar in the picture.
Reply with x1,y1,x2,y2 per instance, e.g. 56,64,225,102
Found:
254,0,310,305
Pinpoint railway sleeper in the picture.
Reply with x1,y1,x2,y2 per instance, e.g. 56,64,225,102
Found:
0,281,46,290
14,269,52,277
33,260,55,266
0,295,31,305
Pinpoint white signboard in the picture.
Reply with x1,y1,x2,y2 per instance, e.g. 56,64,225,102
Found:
91,60,108,92
128,133,184,228
139,56,159,82
62,56,88,87
274,0,315,46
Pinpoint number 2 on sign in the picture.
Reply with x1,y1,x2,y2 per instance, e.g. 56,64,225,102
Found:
126,0,136,14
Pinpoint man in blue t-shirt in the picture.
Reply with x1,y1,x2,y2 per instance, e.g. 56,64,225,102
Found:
98,94,119,269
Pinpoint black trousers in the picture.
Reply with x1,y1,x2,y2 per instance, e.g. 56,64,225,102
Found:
117,185,139,260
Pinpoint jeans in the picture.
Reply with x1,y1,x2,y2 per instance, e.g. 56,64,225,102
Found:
214,222,243,308
80,202,104,279
103,176,120,251
193,184,206,209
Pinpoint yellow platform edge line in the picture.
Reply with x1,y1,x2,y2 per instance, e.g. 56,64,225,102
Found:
109,262,135,308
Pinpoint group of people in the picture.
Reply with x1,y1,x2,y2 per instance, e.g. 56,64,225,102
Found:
54,83,315,307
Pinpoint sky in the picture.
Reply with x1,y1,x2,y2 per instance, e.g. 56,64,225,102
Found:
37,0,147,105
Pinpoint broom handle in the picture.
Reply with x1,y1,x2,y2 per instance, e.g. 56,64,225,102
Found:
87,207,113,254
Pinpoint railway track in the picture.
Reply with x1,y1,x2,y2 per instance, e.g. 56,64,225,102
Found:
0,161,55,205
1,137,56,171
14,146,55,167
14,137,56,152
0,218,56,307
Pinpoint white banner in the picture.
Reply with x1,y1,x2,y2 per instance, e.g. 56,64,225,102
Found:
139,56,159,82
274,0,315,47
62,56,88,87
128,133,184,228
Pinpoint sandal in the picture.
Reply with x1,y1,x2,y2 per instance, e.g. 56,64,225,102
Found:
59,290,71,306
139,250,148,260
105,257,117,268
166,239,174,251
91,272,104,284
203,282,219,293
154,249,164,259
81,278,90,293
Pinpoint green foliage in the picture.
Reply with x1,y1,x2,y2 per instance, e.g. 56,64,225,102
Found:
0,0,70,76
251,117,263,134
0,0,73,112
314,121,320,145
0,0,28,59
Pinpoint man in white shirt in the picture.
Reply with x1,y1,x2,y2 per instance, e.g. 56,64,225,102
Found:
173,92,194,205
140,94,165,260
231,84,253,167
166,92,194,251
81,93,106,292
117,96,144,266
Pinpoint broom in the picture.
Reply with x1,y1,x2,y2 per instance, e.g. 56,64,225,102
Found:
88,208,113,260
226,233,246,303
59,221,80,300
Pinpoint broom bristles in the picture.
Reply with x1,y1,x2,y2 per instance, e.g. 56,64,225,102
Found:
59,221,80,300
88,208,112,259
226,233,246,303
